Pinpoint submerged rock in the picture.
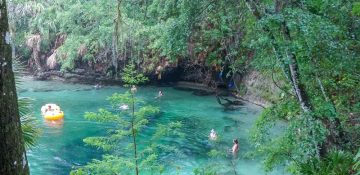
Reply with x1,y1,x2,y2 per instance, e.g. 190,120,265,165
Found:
192,90,215,96
224,125,234,132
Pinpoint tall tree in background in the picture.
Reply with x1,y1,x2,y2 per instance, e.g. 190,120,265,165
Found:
0,0,29,174
245,0,359,173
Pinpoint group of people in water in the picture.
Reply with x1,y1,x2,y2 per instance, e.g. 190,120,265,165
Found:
96,83,239,155
119,85,164,111
209,129,239,155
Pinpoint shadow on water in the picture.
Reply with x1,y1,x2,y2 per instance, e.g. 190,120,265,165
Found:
44,119,64,128
47,134,104,175
192,90,215,96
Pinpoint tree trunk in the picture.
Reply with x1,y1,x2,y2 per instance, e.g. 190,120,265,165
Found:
0,1,30,174
33,43,42,71
244,0,347,157
112,33,118,77
112,0,122,78
244,0,313,112
287,52,311,112
131,94,139,175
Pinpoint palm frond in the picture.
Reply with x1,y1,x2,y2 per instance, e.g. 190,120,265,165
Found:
12,55,27,90
18,97,33,117
20,114,40,149
14,57,41,149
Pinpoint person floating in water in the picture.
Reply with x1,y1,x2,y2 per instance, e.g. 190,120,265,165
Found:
45,105,52,112
131,85,137,94
155,90,163,99
232,139,239,154
119,104,129,110
209,129,218,140
94,83,103,89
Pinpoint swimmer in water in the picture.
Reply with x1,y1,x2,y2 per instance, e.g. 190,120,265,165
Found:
119,104,129,110
46,105,52,112
94,83,103,89
232,139,239,154
155,90,163,99
131,85,137,94
209,129,217,140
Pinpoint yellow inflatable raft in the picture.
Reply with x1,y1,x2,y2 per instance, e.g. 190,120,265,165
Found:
41,104,64,120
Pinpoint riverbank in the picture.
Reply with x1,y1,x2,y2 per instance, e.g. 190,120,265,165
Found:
32,70,122,85
27,69,276,108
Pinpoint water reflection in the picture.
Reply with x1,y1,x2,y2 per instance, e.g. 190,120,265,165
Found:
44,119,64,128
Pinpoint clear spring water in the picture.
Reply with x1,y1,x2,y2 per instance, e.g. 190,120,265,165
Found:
19,78,287,175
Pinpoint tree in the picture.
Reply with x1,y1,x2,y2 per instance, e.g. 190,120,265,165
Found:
13,51,40,149
6,0,360,174
71,64,183,175
0,0,30,174
244,0,360,173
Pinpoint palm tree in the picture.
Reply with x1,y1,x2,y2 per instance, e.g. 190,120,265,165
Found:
1,1,30,172
18,97,40,149
13,57,40,149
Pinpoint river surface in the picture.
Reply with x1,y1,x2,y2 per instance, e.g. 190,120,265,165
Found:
19,78,287,175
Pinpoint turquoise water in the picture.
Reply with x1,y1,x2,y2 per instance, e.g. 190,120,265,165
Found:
19,78,287,175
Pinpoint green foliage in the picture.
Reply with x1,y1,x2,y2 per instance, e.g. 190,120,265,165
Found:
70,155,131,175
18,97,41,149
245,0,360,174
8,0,360,174
355,149,360,175
288,150,355,175
72,65,184,174
193,167,217,175
121,64,148,87
9,0,251,74
193,134,237,175
352,2,360,17
13,57,40,149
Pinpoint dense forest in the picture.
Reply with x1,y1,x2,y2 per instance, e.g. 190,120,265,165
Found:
1,0,360,174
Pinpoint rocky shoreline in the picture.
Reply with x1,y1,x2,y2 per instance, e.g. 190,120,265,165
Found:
34,70,123,85
29,69,272,108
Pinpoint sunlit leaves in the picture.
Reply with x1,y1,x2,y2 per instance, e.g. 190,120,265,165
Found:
354,149,360,175
84,109,119,123
17,80,40,149
152,121,184,140
72,64,184,174
353,2,360,16
121,64,148,87
70,155,134,175
20,112,40,149
294,150,354,175
83,137,113,151
246,0,360,172
107,92,133,108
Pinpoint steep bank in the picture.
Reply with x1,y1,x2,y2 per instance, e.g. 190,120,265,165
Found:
31,65,181,85
233,71,280,108
33,70,122,85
